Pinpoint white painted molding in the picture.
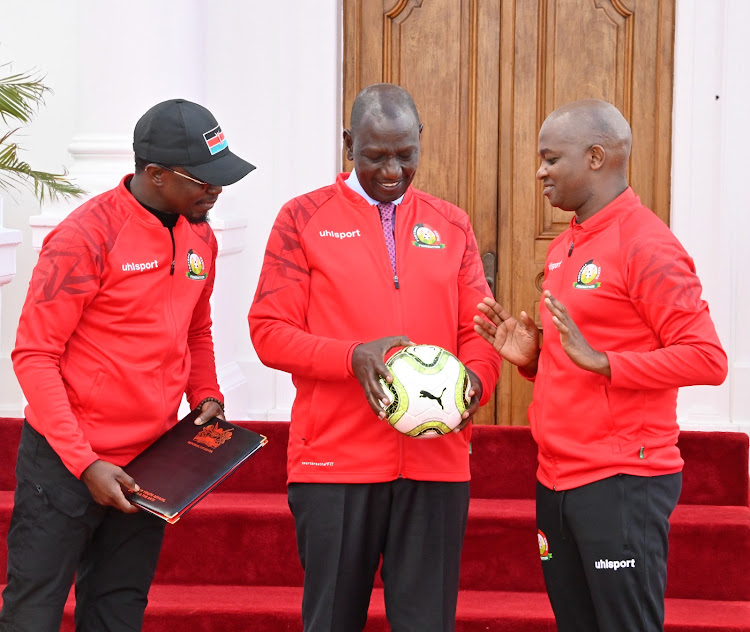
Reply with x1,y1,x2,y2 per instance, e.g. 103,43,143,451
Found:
267,371,295,421
210,216,248,257
28,213,62,252
0,199,22,407
29,134,134,250
240,359,293,422
267,409,292,422
217,360,250,419
0,198,22,286
0,237,22,287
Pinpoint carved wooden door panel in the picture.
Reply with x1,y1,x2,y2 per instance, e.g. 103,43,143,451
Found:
343,0,675,425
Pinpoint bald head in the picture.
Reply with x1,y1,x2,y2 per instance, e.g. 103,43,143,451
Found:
542,99,632,171
349,83,421,133
537,100,632,221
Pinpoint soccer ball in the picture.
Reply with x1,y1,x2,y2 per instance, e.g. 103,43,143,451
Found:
379,345,471,438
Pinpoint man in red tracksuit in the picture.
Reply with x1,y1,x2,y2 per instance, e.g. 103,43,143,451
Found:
475,99,727,631
0,99,254,631
248,84,501,631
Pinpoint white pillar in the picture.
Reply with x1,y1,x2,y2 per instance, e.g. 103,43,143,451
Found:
671,0,749,433
29,0,207,248
3,0,341,421
0,198,23,415
206,0,342,420
16,0,255,419
0,199,22,287
721,0,750,433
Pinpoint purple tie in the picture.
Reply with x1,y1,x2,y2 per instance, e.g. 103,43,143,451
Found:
377,202,397,276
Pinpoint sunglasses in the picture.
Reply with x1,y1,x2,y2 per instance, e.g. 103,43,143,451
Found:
156,165,213,188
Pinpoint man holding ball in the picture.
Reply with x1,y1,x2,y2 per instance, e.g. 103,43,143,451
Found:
249,83,501,631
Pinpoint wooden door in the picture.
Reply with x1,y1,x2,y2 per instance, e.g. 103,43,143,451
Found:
343,0,675,425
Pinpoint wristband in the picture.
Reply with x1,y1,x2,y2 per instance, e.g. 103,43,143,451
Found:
194,397,225,413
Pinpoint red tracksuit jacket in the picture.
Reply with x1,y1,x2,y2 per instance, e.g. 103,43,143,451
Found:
249,173,501,484
12,177,223,478
531,187,727,490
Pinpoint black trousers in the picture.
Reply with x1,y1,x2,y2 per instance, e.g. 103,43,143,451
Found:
288,479,470,632
536,472,682,632
0,422,166,632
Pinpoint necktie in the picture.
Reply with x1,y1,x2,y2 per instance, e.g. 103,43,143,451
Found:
377,202,397,276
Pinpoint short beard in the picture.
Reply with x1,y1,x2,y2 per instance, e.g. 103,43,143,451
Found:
187,213,209,224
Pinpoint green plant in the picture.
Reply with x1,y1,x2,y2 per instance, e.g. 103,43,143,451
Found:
0,63,84,203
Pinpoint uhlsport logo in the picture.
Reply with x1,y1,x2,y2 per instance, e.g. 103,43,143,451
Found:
186,249,207,280
122,259,158,272
203,125,228,155
594,558,636,571
574,259,602,289
412,223,445,249
319,229,362,240
538,529,552,561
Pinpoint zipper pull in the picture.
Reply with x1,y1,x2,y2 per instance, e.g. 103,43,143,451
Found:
170,261,175,275
394,275,399,289
568,242,574,257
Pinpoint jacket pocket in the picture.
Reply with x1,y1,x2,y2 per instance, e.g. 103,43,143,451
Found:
604,385,646,452
80,370,106,411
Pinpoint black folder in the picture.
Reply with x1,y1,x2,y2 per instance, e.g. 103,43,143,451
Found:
124,410,267,523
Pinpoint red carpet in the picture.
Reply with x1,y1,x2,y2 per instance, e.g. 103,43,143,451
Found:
0,418,748,630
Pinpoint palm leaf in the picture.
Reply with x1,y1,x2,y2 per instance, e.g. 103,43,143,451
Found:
0,64,85,202
0,133,85,204
0,64,48,125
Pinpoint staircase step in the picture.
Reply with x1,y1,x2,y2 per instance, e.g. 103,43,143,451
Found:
1,417,747,630
464,498,750,601
153,492,304,588
3,491,746,601
14,585,748,632
1,418,748,506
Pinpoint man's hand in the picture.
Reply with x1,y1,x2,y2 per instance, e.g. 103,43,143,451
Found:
80,459,140,513
194,399,226,425
543,290,610,378
474,297,540,373
454,366,483,432
352,335,414,419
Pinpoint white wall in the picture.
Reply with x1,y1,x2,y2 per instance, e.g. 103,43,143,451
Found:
0,0,341,419
671,0,750,433
0,0,77,414
0,0,747,433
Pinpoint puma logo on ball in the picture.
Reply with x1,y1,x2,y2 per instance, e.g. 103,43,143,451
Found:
419,388,446,410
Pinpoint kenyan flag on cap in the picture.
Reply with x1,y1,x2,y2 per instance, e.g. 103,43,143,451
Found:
203,125,228,155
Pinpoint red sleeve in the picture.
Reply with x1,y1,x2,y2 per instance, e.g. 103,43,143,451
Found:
455,217,502,405
185,235,224,408
11,216,104,477
518,364,537,382
248,201,358,380
607,234,727,390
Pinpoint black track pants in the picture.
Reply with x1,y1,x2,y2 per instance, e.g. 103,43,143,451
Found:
0,422,166,632
536,473,681,632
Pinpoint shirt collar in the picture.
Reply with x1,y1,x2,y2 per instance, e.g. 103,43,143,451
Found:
345,169,405,207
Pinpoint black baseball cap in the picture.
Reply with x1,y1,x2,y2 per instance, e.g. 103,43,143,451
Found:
133,99,255,186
